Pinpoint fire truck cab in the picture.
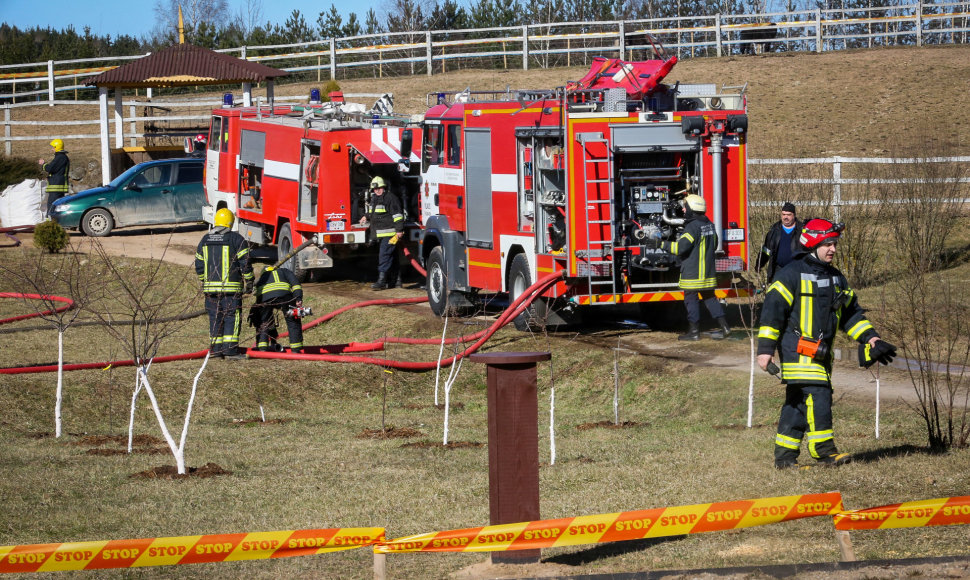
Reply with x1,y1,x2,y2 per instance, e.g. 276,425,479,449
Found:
202,95,420,282
418,50,751,327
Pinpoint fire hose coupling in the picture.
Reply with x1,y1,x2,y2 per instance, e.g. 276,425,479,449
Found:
287,306,313,319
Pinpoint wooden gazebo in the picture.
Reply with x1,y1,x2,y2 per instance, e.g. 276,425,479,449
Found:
87,43,288,184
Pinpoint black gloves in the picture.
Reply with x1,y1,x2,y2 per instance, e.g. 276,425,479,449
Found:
859,339,896,368
245,279,254,295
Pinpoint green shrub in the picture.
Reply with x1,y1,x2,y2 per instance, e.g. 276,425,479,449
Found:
0,157,44,191
33,220,69,253
320,79,341,102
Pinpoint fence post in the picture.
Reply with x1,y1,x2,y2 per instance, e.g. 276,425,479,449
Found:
916,0,923,46
47,60,55,106
241,46,246,60
99,87,111,185
426,31,433,76
618,20,626,60
816,9,824,52
330,38,337,80
832,157,842,223
129,105,136,148
715,14,723,58
522,25,530,71
3,105,10,157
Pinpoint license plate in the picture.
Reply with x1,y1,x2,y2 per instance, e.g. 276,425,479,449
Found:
327,220,345,232
724,228,744,242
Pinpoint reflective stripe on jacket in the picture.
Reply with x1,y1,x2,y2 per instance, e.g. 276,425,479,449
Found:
367,191,404,238
194,228,253,294
662,214,717,291
255,267,303,303
757,254,878,385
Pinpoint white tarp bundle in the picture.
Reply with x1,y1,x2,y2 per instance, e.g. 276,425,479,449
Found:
0,179,46,228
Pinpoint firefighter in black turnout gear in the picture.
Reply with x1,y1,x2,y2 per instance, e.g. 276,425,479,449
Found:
249,265,304,353
359,176,404,290
40,138,70,212
195,208,254,359
660,194,731,341
757,218,896,469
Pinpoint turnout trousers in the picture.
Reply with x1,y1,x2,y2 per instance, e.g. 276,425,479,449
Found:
250,299,304,352
205,293,242,356
774,383,838,466
377,237,400,278
683,289,725,325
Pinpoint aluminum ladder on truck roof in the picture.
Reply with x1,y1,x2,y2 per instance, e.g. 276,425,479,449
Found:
576,132,618,302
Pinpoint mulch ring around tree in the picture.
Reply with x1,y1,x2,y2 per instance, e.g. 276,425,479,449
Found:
575,420,648,430
400,440,484,449
230,417,293,426
357,426,424,439
129,463,232,479
76,434,169,455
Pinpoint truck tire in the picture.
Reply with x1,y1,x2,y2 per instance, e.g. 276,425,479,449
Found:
426,246,450,316
277,223,309,283
509,254,538,331
81,208,114,237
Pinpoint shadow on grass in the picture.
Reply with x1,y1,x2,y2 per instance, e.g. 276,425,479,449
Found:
850,443,942,464
544,536,684,566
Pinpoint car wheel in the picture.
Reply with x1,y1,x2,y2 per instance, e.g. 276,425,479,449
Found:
277,222,308,283
426,246,450,317
509,253,542,331
81,208,114,237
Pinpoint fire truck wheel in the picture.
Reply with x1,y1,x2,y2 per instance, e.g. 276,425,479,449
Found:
509,254,538,331
277,223,309,283
81,208,114,237
426,246,450,316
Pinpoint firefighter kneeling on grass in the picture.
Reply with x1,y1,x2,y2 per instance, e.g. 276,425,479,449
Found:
249,265,305,354
358,176,404,290
195,208,254,360
757,218,897,469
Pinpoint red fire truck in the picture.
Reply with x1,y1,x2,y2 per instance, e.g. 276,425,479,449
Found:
417,46,751,327
201,95,420,281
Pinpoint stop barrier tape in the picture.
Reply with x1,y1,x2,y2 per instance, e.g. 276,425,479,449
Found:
0,527,384,573
375,492,843,553
834,495,970,530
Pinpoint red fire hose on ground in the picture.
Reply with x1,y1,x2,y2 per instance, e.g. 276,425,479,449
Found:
0,293,74,325
0,270,565,375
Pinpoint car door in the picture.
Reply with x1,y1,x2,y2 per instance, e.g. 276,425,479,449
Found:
171,161,205,223
113,163,175,226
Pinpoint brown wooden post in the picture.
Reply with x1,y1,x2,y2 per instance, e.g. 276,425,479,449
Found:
470,351,550,565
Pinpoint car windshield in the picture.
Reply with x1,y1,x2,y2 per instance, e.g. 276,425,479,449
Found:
107,163,158,188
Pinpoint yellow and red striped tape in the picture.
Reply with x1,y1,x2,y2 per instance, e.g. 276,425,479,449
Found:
834,495,970,530
376,492,842,553
0,527,384,573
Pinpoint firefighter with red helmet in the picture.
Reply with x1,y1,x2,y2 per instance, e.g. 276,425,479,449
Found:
757,218,896,469
249,265,304,353
195,208,254,359
660,194,732,341
359,176,404,290
188,133,206,158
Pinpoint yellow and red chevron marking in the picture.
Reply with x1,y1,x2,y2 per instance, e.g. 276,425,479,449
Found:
574,288,750,306
376,492,841,553
0,527,383,573
834,496,970,531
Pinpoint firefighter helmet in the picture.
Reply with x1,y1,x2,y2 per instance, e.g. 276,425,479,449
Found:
194,133,207,143
684,194,706,213
214,208,235,228
50,139,64,152
799,218,844,249
370,176,386,189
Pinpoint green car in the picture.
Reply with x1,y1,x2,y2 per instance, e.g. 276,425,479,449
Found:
49,158,205,237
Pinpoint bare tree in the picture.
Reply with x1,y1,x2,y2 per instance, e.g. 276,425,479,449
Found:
0,245,101,437
87,239,209,473
151,0,230,44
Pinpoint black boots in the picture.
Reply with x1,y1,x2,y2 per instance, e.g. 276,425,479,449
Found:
710,317,732,340
371,273,388,290
678,322,701,341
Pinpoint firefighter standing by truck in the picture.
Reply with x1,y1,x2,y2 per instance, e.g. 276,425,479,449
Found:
659,194,732,341
39,138,70,213
358,176,404,290
249,265,305,353
195,208,254,359
757,218,896,469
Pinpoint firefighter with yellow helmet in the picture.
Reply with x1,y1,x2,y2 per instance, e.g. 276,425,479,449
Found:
757,218,896,469
659,194,731,341
39,139,71,213
358,175,405,290
195,208,254,359
249,265,305,353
